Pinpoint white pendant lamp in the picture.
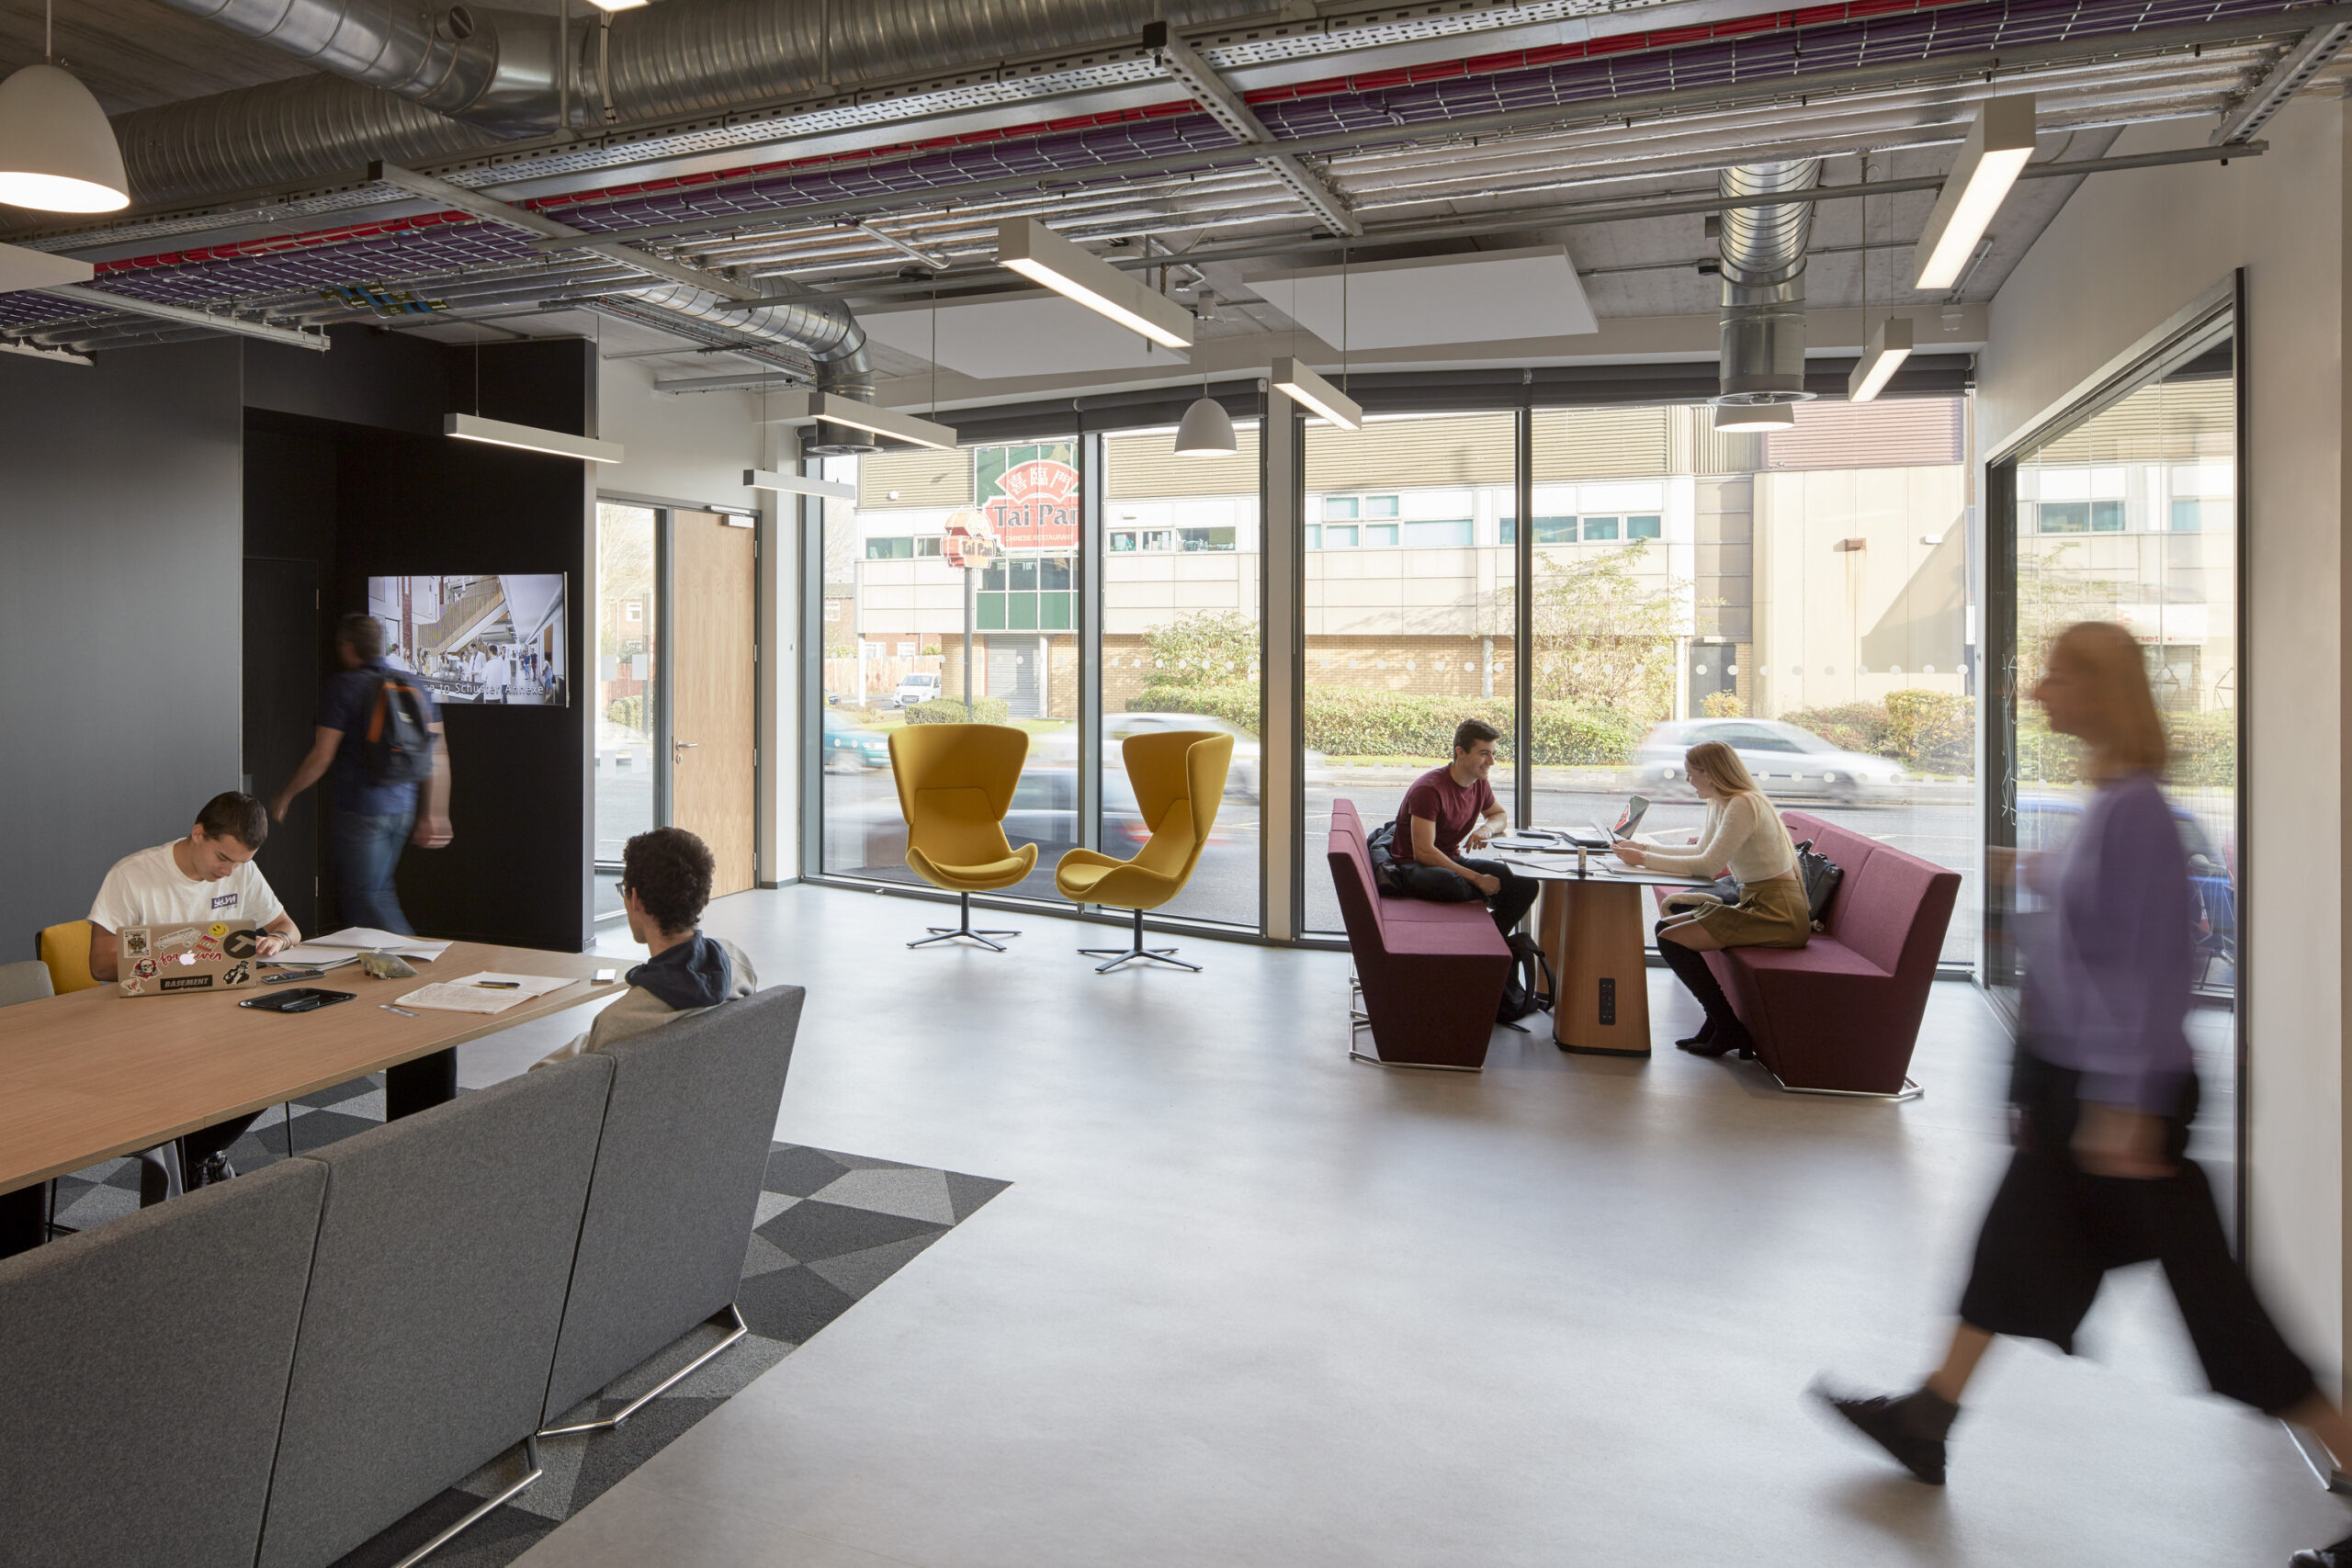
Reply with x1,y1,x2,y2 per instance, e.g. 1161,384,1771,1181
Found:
0,2,130,214
1173,392,1236,457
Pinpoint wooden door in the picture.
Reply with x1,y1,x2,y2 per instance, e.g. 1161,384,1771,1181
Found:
671,511,757,897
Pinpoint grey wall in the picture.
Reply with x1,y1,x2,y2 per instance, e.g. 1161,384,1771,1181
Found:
0,339,245,949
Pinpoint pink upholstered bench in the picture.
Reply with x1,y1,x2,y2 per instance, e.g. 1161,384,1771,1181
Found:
1661,810,1959,1096
1327,799,1511,1070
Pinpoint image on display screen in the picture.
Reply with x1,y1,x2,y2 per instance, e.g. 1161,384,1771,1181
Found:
366,574,570,707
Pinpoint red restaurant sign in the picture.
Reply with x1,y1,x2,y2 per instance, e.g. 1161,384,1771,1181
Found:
982,458,1080,549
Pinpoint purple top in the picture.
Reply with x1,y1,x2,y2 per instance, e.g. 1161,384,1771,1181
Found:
2022,770,2195,1113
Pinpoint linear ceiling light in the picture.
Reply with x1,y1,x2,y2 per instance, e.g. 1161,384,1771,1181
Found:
444,412,625,464
1269,355,1363,430
1913,96,2037,291
759,389,959,452
583,0,647,10
994,218,1194,350
1847,317,1914,403
1713,402,1797,433
745,468,857,499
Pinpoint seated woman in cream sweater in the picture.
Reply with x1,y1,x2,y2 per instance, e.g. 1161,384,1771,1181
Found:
1611,739,1807,1057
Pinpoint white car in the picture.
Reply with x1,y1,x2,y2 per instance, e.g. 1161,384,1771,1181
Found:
1624,717,1909,803
893,671,941,708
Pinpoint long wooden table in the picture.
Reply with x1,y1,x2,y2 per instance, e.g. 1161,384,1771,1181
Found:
0,942,614,1195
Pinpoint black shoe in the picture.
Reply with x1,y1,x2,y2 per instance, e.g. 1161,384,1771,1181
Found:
1814,1383,1956,1484
1677,1031,1732,1056
188,1154,235,1190
2292,1534,2352,1566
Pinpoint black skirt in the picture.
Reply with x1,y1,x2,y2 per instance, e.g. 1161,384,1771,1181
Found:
1958,1049,2314,1415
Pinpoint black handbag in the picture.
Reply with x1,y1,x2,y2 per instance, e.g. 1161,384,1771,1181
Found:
1792,838,1845,926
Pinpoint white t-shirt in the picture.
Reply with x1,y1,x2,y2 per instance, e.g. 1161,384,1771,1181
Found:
88,841,285,934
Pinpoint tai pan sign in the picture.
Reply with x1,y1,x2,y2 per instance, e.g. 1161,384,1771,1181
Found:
982,458,1080,550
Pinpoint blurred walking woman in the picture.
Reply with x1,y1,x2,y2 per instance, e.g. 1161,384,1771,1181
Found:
1819,622,2352,1561
1612,739,1807,1058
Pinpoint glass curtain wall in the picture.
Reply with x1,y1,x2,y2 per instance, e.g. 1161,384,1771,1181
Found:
1096,423,1263,928
816,443,1078,902
1988,315,2239,1191
1527,399,1981,964
594,502,659,919
1302,412,1516,935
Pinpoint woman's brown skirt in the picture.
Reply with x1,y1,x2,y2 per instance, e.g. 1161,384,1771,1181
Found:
1660,874,1811,948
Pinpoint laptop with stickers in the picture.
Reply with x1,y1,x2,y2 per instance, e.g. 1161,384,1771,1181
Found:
117,922,266,997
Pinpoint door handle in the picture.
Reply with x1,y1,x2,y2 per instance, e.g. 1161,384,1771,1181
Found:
674,740,699,755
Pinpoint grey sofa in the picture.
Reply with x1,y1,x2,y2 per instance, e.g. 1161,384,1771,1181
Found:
0,982,806,1568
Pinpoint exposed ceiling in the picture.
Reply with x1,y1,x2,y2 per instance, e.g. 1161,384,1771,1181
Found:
0,0,2342,395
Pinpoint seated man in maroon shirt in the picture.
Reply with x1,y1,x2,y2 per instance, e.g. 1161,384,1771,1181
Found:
1374,719,1539,939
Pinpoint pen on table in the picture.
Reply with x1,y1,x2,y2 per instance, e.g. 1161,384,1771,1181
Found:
380,1004,417,1018
474,980,522,989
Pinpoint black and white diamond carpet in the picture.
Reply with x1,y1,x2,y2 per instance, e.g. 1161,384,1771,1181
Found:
42,1078,1009,1568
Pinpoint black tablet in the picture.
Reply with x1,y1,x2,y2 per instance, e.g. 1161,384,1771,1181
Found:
238,987,357,1013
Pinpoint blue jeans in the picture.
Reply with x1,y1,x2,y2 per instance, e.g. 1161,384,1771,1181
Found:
331,809,415,935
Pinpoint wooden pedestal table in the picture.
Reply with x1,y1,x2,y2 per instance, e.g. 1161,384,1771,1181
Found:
1510,859,1713,1057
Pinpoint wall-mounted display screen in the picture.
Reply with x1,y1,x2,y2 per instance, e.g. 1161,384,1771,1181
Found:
367,574,570,707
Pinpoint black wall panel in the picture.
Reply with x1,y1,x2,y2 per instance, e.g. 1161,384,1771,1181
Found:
0,339,244,950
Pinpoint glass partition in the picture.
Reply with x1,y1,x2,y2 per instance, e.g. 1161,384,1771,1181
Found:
816,444,1077,902
1532,399,1981,964
1095,423,1263,928
594,502,658,919
1988,314,2239,1200
1301,411,1517,935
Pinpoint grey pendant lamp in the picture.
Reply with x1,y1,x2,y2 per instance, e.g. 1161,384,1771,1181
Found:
0,0,128,212
1173,388,1236,457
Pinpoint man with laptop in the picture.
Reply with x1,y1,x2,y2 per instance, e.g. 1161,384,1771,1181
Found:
87,791,300,1190
1374,718,1540,940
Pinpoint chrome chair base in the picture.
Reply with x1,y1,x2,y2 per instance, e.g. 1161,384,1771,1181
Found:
391,1435,540,1568
1080,908,1198,974
907,891,1021,952
537,1304,748,1438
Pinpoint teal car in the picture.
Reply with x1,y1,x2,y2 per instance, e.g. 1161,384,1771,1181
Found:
823,710,891,773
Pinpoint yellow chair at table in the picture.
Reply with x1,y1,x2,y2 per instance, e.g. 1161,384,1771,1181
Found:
888,722,1037,951
1054,729,1233,973
36,920,101,995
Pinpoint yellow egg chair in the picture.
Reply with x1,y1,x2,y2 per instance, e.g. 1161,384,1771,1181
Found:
888,721,1037,951
1055,729,1233,973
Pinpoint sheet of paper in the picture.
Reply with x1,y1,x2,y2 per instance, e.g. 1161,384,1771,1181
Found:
310,927,454,960
266,947,361,970
395,971,575,1014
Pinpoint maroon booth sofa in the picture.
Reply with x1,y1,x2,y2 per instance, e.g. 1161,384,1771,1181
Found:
1662,809,1959,1095
1327,799,1511,1069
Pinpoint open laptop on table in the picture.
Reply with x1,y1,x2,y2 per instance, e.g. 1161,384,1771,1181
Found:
1559,794,1651,851
117,922,265,997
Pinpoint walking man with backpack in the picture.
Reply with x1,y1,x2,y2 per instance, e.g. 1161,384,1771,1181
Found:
270,612,453,937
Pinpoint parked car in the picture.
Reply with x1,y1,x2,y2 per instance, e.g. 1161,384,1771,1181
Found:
1031,712,1329,802
823,709,891,774
893,671,941,708
1623,718,1909,804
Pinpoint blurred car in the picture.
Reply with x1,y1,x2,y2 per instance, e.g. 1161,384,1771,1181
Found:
1624,718,1908,804
893,671,941,708
1032,712,1328,802
822,709,891,774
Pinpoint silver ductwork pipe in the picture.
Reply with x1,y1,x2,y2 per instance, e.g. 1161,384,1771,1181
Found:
1715,160,1820,406
618,277,879,449
111,0,1265,208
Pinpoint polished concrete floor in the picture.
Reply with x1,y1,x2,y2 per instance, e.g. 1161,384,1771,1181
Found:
490,885,2345,1568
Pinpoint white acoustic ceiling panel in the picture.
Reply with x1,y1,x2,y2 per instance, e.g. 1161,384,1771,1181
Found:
861,291,1190,378
1244,245,1596,349
0,241,94,292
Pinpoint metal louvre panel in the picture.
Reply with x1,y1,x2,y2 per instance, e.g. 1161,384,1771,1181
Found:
2024,377,2234,463
1761,398,1965,469
855,448,974,508
1532,406,1675,480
